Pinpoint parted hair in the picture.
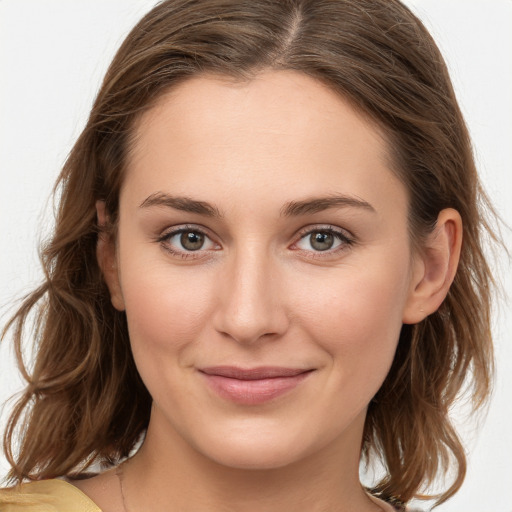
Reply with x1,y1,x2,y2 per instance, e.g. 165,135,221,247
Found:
2,0,497,507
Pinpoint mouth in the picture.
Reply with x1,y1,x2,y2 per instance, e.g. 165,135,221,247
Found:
198,366,314,405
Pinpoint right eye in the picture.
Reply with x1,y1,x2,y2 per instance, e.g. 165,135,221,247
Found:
158,226,220,258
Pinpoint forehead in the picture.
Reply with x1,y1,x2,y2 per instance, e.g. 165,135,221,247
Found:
124,70,406,218
130,70,390,161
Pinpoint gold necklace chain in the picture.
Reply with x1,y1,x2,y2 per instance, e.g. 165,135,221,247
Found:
115,461,130,512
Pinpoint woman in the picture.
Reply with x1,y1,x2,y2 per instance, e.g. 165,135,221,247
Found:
0,0,501,510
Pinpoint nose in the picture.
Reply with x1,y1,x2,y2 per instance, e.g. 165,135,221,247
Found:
212,248,289,345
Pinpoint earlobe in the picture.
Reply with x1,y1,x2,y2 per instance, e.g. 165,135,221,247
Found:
96,200,125,311
402,208,462,324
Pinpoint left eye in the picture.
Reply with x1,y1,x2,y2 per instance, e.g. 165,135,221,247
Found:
164,229,218,252
295,229,349,252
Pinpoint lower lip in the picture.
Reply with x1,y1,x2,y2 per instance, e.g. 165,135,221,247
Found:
201,372,312,405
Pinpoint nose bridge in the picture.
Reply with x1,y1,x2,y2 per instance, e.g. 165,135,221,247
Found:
213,243,287,344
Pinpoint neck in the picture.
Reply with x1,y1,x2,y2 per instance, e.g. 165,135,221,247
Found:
122,408,384,512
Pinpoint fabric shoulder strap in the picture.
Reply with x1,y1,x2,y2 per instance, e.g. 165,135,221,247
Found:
0,479,101,512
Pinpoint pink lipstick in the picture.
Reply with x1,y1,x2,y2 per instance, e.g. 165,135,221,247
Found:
199,366,313,405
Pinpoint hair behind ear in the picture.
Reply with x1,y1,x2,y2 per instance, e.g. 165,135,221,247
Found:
2,193,150,483
363,201,494,505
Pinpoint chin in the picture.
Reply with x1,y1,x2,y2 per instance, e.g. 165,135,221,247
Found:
186,419,332,472
203,441,306,471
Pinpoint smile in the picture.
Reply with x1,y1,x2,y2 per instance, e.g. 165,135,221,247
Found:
199,366,314,405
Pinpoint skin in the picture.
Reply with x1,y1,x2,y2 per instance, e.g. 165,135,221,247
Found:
76,70,462,512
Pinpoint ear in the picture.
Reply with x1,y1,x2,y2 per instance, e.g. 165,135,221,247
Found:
402,208,462,324
96,200,125,311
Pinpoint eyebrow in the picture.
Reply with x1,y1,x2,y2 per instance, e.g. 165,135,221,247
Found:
281,195,375,217
139,192,222,217
139,192,375,218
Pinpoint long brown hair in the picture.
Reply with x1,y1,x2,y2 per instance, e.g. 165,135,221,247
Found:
2,0,497,506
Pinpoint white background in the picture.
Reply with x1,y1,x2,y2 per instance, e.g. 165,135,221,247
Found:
0,1,510,510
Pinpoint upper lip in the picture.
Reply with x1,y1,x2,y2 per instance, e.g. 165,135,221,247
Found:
199,366,312,380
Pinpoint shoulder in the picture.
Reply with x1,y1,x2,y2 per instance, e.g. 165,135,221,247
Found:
0,479,101,512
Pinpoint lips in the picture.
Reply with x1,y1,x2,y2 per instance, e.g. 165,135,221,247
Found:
199,366,313,405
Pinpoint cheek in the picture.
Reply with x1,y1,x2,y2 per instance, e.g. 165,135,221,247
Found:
289,262,409,376
118,258,217,362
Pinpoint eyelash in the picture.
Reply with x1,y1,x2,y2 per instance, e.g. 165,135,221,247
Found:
155,224,355,260
156,224,219,259
291,225,355,258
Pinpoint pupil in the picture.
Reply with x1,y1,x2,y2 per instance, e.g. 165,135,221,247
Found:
181,231,204,251
311,232,333,251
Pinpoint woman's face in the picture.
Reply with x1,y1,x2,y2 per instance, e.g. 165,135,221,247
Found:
107,70,425,469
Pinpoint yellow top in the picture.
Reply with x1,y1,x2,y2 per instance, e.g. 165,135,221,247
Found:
0,479,415,511
0,479,101,512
